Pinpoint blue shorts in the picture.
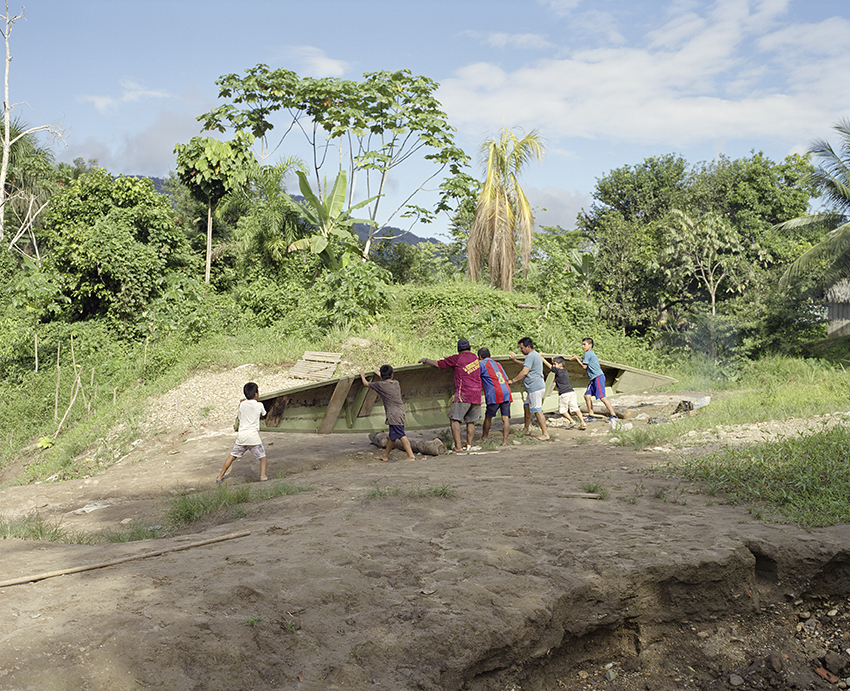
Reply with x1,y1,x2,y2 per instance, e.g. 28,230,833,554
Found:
486,401,511,418
585,375,607,400
388,424,406,441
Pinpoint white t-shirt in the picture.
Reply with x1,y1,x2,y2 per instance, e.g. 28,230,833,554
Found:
235,399,267,446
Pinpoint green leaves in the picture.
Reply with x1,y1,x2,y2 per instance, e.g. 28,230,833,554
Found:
173,132,255,205
287,170,377,271
197,66,470,246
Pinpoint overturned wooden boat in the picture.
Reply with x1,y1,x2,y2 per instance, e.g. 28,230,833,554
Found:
259,355,677,435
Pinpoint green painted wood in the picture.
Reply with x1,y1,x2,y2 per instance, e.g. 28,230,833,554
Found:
258,355,677,434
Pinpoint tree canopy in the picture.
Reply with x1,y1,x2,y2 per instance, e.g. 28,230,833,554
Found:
197,66,469,255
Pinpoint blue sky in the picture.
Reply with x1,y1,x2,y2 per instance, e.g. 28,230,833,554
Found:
12,0,850,240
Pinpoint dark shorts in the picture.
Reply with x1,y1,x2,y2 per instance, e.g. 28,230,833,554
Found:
585,375,607,400
485,401,511,418
449,401,481,423
388,424,406,441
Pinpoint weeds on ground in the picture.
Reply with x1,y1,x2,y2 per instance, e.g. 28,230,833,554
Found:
0,513,95,543
1,479,314,545
163,479,313,528
581,481,608,500
663,425,850,528
365,481,455,499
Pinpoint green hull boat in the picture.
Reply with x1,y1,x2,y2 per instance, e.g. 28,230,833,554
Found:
259,355,677,435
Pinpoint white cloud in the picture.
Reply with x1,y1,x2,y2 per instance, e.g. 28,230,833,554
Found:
466,31,554,51
529,185,591,230
281,46,351,77
79,78,173,114
60,107,205,177
438,0,850,154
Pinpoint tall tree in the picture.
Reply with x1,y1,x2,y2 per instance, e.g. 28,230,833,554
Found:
663,210,749,316
174,134,254,283
778,118,850,288
467,127,545,292
197,66,469,256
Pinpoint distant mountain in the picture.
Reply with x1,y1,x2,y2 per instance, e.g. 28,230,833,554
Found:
353,223,440,247
129,175,167,194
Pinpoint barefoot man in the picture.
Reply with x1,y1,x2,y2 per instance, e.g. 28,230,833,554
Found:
509,336,550,441
420,338,482,452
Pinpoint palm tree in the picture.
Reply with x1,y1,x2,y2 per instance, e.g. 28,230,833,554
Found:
468,127,545,291
2,117,56,257
778,118,850,289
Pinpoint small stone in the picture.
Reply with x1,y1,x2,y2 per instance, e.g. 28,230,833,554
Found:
605,669,617,681
829,609,839,617
697,631,710,638
577,670,588,679
729,673,745,686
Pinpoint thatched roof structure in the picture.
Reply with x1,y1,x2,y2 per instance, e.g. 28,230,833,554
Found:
827,278,850,303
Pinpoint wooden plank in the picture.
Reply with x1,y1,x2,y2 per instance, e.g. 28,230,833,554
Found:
316,376,355,434
302,351,342,362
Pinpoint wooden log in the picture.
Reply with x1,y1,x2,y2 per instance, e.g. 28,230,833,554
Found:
557,492,602,499
0,531,252,588
580,404,633,419
368,431,447,456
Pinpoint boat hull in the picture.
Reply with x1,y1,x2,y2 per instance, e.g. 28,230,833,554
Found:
259,355,677,434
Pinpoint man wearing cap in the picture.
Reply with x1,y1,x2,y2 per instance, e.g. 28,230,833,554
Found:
420,338,482,452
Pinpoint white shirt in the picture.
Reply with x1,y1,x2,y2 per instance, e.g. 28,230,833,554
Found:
235,399,266,446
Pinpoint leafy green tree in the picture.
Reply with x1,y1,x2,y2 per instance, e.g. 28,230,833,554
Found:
778,119,850,288
468,127,545,291
580,152,814,335
174,133,254,283
371,239,456,285
689,152,815,267
288,170,376,272
197,66,469,255
219,156,308,273
8,254,67,371
662,210,749,316
520,225,587,302
39,169,194,333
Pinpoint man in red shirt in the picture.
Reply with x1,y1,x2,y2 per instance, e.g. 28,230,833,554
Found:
420,338,482,452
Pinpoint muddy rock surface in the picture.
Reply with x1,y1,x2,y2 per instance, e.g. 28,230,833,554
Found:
1,366,849,691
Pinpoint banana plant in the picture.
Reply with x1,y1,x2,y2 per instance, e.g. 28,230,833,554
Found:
288,170,378,271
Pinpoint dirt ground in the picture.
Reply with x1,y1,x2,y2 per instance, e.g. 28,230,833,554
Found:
1,366,850,691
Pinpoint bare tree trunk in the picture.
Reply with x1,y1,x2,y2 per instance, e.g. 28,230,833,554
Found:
204,199,212,283
0,1,18,242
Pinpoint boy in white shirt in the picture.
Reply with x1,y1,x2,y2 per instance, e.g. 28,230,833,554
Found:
216,382,269,483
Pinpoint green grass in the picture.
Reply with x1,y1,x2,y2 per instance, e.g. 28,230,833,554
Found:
0,512,94,543
664,425,850,528
611,354,850,452
162,479,313,528
0,479,314,545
